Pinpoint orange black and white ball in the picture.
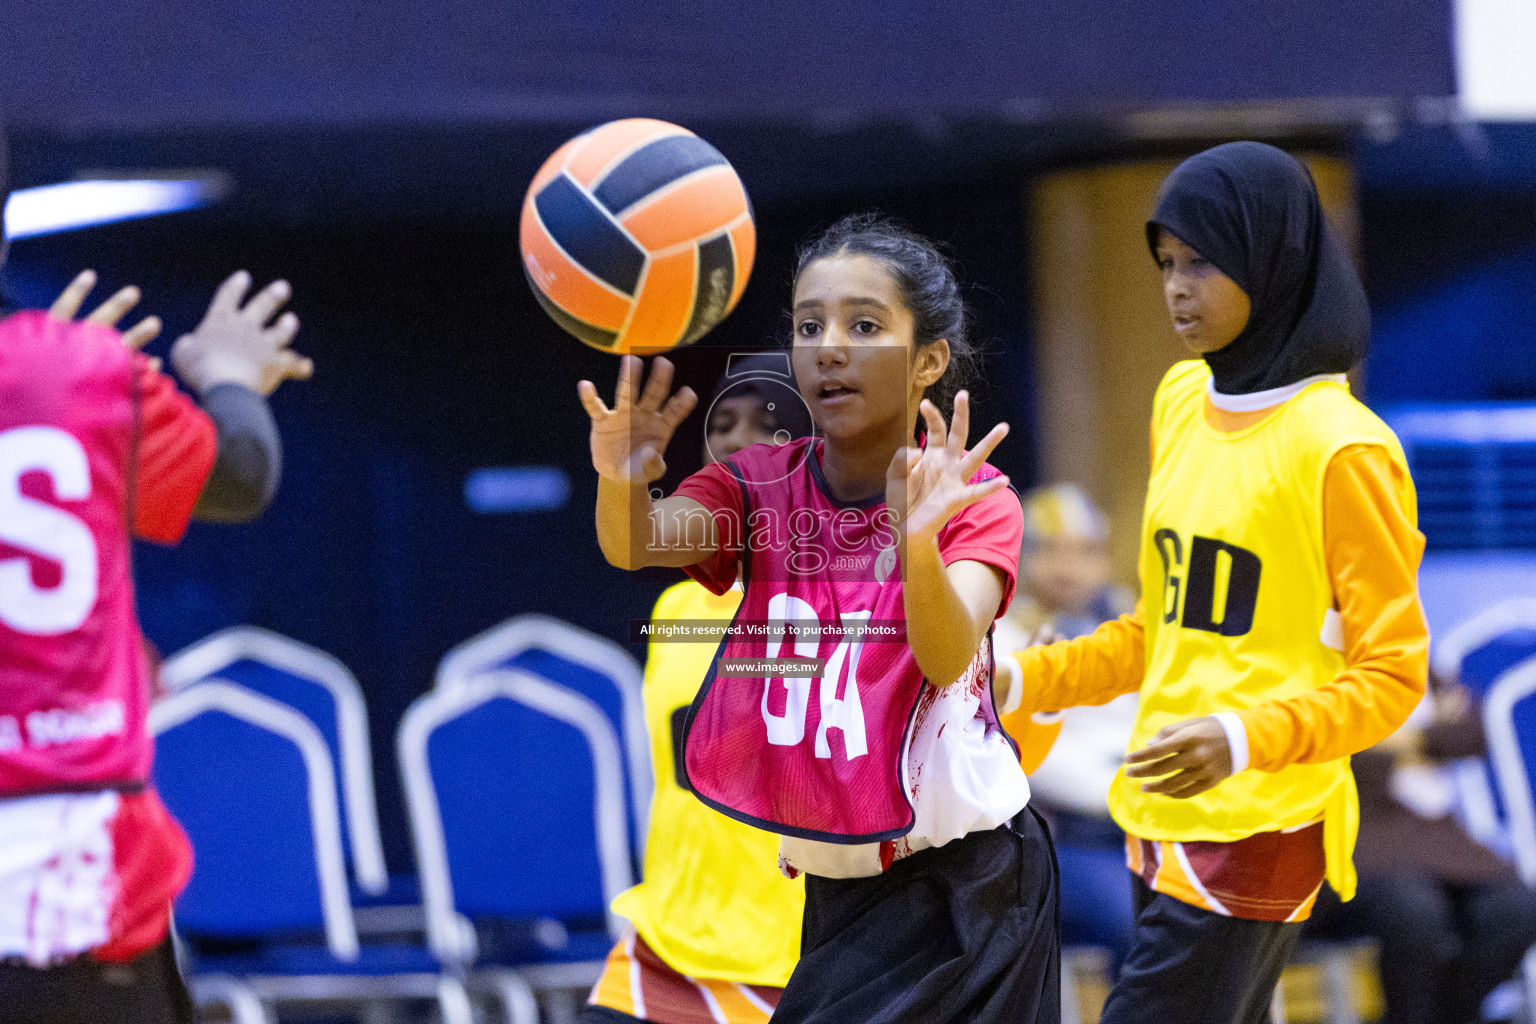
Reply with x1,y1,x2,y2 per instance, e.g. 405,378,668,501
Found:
520,119,755,354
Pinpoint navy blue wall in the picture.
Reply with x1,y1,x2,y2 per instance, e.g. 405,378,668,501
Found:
1360,124,1536,405
0,1,1452,132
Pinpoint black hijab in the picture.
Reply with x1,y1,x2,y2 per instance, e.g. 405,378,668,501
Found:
706,352,814,440
1146,142,1369,395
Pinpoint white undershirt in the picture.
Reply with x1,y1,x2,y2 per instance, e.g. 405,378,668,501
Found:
777,638,1030,879
1206,373,1348,413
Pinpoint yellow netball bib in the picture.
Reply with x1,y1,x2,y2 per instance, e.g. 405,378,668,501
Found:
611,581,803,985
1106,360,1411,900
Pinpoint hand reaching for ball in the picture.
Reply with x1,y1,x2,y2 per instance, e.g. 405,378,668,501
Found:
578,355,698,485
885,392,1011,549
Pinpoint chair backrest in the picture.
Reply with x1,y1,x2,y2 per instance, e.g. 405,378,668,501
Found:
1426,601,1536,855
1482,655,1536,886
435,615,651,858
399,669,632,967
161,626,388,895
150,680,359,959
1433,598,1536,695
1453,757,1513,859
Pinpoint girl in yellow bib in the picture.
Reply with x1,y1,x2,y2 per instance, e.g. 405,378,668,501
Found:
1005,142,1429,1024
584,355,809,1024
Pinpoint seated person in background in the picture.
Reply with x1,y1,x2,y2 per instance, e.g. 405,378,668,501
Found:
993,484,1137,972
1304,669,1536,1024
585,354,811,1024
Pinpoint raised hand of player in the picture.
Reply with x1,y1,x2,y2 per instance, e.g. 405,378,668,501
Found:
578,355,697,484
170,271,311,397
886,391,1010,549
49,269,164,355
1123,716,1234,799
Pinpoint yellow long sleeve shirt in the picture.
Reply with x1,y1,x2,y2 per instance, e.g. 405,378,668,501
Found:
1007,443,1427,772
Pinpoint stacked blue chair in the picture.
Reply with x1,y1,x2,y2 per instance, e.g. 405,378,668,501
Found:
152,680,536,1024
435,614,651,865
1433,600,1536,856
161,626,390,898
1436,600,1536,696
186,973,270,1024
1484,654,1536,880
1481,654,1536,1014
400,667,634,1020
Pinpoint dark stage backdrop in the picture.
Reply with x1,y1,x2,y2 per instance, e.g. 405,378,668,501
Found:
0,171,1036,873
0,0,1453,132
1358,124,1536,404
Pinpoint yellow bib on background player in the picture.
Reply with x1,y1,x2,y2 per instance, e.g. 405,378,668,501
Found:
1106,360,1414,900
610,581,803,986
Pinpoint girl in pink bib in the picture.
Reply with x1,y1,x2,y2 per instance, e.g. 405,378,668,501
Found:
579,215,1059,1024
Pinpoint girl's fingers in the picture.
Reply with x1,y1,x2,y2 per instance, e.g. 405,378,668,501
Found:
282,351,314,381
1124,721,1191,761
49,271,97,321
208,271,253,318
241,279,291,325
577,380,611,420
638,356,675,412
659,386,698,430
919,399,947,449
615,355,641,409
888,446,920,480
85,285,143,327
1124,731,1184,765
1124,752,1185,779
966,474,1011,502
265,311,300,348
1142,771,1216,799
948,391,970,455
637,445,667,482
121,316,163,350
1139,773,1191,796
946,474,1010,517
959,422,1010,478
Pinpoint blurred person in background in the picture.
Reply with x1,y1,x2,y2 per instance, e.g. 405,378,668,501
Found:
1305,670,1536,1024
0,130,312,1024
995,483,1132,641
994,484,1138,973
584,353,811,1024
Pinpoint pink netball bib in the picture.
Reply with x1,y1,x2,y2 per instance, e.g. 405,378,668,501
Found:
680,438,1006,843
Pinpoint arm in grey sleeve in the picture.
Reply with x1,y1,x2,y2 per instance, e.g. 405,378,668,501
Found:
192,383,282,523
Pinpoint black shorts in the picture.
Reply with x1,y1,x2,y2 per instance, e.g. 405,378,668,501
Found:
772,807,1061,1024
0,938,193,1024
1099,875,1300,1024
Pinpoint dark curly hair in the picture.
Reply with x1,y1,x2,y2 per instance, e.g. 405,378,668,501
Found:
793,213,979,428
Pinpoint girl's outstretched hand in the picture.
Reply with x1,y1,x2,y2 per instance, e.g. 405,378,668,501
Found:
886,391,1010,549
1123,716,1234,798
49,269,164,356
578,355,697,485
170,271,309,396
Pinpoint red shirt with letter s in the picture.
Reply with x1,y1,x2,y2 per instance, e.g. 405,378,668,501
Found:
0,311,215,964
